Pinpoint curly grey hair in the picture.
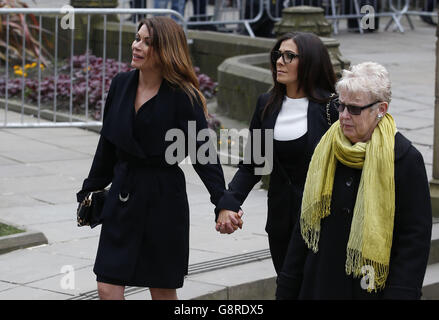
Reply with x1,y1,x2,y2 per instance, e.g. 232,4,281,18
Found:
335,61,392,104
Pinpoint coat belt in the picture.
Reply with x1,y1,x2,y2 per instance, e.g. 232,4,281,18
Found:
116,150,176,203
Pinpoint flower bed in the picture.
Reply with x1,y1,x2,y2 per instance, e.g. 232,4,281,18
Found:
0,54,218,121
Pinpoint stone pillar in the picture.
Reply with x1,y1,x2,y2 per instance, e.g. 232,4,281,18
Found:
274,6,332,38
430,22,439,218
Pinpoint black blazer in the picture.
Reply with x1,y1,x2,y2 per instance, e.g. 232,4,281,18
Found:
215,92,339,239
276,132,433,299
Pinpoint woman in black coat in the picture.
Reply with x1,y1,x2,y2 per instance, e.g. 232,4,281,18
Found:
276,61,432,299
76,17,241,300
215,32,339,274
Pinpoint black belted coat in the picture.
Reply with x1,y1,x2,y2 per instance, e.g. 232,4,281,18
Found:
77,69,226,288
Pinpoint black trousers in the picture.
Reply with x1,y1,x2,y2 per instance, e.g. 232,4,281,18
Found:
268,234,292,275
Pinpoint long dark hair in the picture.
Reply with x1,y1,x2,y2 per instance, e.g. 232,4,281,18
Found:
138,17,207,116
262,32,336,120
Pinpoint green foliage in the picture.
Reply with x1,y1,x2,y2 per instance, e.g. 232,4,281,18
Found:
0,222,24,237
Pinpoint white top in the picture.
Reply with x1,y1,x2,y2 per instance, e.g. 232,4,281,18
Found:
274,96,309,141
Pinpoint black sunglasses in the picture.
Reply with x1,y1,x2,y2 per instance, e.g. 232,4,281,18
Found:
271,50,300,64
336,100,380,115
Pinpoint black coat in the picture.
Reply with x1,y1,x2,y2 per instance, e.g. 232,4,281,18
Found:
276,132,433,299
216,92,339,244
77,69,226,288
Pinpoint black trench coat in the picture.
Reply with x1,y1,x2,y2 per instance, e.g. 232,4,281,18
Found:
215,92,339,273
77,69,226,288
276,132,433,299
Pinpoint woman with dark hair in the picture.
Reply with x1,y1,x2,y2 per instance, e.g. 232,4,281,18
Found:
215,32,339,274
76,16,242,300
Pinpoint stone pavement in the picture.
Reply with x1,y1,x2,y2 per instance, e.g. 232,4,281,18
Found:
0,15,438,299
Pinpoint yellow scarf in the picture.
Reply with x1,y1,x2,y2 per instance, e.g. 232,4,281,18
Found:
300,113,396,291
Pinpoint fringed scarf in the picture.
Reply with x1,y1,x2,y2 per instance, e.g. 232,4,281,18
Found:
300,113,396,291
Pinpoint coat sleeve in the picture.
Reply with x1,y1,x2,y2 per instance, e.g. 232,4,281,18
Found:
275,218,308,299
214,94,268,220
76,75,119,203
176,91,226,211
382,146,432,299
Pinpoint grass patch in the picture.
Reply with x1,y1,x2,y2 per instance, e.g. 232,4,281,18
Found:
0,223,24,237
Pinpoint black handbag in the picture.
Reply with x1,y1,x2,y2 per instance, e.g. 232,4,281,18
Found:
76,190,108,228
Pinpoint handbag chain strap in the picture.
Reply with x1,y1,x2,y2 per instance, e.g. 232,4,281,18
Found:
326,93,336,126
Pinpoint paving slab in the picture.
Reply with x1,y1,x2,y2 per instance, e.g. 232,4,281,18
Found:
35,236,99,261
0,194,45,209
0,203,79,227
0,281,19,293
0,285,73,300
28,265,100,297
0,248,92,285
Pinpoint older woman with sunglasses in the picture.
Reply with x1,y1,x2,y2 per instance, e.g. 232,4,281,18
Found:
276,62,432,299
214,32,339,275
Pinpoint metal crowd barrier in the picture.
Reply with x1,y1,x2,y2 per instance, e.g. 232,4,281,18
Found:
264,0,438,34
1,3,436,128
407,0,438,24
0,8,185,128
187,0,264,36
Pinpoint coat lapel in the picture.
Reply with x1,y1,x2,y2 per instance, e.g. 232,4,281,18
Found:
305,100,324,159
261,102,281,131
101,69,146,158
152,79,174,123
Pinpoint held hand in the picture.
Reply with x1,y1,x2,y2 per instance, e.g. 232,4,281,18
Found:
215,209,244,234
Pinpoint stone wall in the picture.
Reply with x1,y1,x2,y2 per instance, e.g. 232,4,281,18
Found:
187,30,275,81
217,54,272,123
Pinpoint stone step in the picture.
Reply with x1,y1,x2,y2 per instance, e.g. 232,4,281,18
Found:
423,220,439,299
428,221,439,265
423,263,439,299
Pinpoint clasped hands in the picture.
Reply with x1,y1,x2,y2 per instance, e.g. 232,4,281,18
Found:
215,209,244,234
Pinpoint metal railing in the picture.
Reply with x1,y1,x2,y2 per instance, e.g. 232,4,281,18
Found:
264,0,438,34
0,8,185,128
0,5,268,129
407,0,438,23
187,0,264,36
1,3,437,128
